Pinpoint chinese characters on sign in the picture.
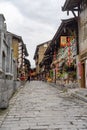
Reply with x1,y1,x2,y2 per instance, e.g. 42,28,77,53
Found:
60,36,77,66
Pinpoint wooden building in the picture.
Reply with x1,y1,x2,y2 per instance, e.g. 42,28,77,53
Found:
41,18,78,84
62,0,87,88
34,41,50,80
7,32,29,80
24,58,31,80
30,68,36,80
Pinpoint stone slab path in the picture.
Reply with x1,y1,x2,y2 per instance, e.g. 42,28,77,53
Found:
0,81,87,130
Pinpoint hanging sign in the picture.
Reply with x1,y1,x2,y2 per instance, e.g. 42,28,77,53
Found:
60,36,67,47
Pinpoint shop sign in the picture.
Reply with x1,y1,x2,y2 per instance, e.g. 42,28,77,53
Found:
60,36,67,47
60,36,75,47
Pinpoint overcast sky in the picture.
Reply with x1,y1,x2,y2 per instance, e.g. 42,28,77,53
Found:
0,0,72,68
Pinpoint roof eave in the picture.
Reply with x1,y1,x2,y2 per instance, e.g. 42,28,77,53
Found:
62,0,81,11
24,44,29,56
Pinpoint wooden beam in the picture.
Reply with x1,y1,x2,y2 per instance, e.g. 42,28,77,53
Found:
72,10,77,18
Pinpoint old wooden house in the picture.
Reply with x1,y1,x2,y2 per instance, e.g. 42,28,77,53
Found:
62,0,87,88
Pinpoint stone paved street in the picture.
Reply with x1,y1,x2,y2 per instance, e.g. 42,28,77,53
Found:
0,81,87,130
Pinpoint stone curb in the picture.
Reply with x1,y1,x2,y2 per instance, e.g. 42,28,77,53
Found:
71,93,87,103
49,83,87,103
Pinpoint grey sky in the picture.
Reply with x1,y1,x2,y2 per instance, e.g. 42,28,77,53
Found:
0,0,72,68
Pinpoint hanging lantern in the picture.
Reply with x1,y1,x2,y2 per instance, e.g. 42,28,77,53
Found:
68,52,71,56
54,51,56,60
67,58,71,66
67,37,70,42
68,47,71,52
67,37,71,47
70,58,73,63
68,48,71,56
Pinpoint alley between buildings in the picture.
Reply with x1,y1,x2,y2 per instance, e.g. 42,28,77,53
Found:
0,81,87,130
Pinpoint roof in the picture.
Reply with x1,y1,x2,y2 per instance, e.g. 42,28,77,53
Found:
55,18,77,40
33,40,51,60
40,17,78,66
53,17,77,40
23,44,29,56
0,14,5,21
25,58,31,67
7,32,22,41
45,17,77,55
62,0,81,11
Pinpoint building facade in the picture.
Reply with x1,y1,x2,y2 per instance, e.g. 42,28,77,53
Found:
34,41,50,80
62,0,87,88
7,33,29,80
0,14,29,108
39,18,78,85
0,14,14,108
0,15,11,78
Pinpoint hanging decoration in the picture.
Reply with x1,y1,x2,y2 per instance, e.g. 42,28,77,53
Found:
67,37,72,66
67,37,71,47
60,36,76,67
53,51,56,61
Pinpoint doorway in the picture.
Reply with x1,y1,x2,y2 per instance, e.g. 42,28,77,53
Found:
85,60,87,88
2,51,5,72
81,62,85,88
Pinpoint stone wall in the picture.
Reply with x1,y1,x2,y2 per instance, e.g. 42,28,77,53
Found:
0,79,21,109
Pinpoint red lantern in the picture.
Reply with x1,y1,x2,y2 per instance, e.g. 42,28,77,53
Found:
68,47,71,52
67,37,70,42
68,48,71,56
67,37,71,47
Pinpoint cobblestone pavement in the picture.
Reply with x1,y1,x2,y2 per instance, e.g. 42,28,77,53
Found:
0,81,87,130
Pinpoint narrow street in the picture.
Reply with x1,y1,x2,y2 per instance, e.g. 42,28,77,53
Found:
0,81,87,130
